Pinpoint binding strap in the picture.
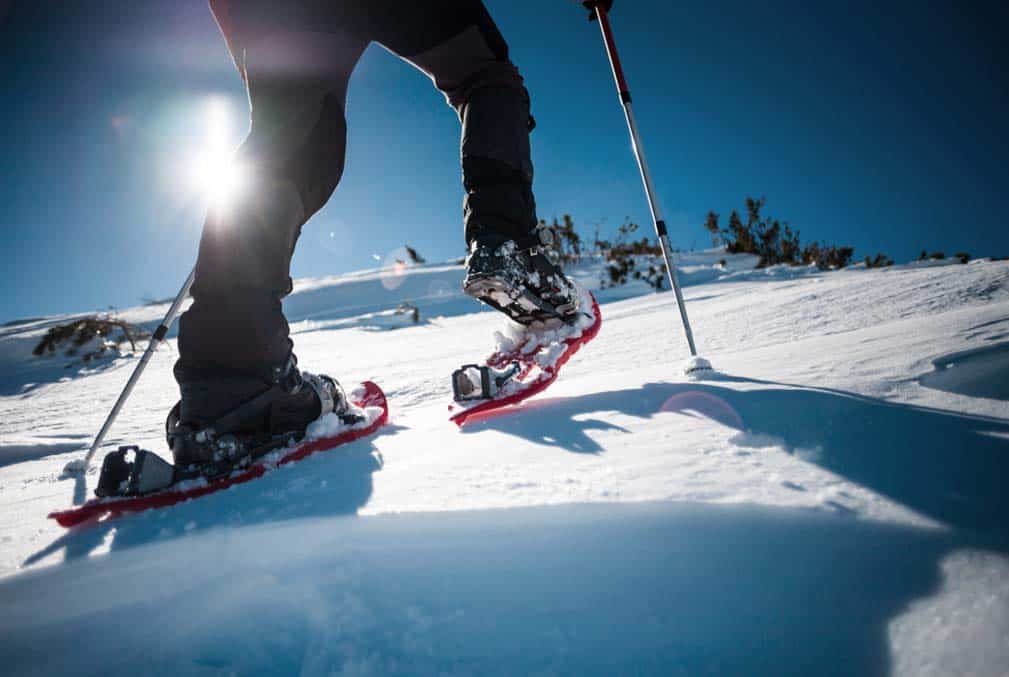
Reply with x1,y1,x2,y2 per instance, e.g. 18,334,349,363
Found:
302,372,339,418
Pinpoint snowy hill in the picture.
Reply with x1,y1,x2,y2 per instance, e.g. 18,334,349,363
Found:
1,251,1008,675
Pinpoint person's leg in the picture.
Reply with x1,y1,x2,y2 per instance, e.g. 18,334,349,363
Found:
371,1,577,323
368,0,537,245
176,5,368,425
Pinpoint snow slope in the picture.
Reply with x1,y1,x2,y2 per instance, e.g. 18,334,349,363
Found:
1,251,1008,675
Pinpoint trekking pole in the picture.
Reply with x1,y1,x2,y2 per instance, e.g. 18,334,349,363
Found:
583,1,710,372
64,267,197,474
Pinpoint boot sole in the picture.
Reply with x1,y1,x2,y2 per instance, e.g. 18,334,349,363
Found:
463,275,578,324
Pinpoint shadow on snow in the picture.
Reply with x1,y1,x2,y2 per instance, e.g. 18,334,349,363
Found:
24,426,404,571
0,439,87,470
5,501,952,676
464,376,1009,547
12,377,1009,674
918,341,1009,401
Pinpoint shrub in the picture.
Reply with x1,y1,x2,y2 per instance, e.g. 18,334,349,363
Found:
864,253,893,268
33,316,149,364
723,210,756,256
540,214,583,263
954,252,970,264
709,196,854,270
404,245,426,264
595,220,665,290
395,302,420,324
703,211,721,247
918,250,949,262
802,243,854,270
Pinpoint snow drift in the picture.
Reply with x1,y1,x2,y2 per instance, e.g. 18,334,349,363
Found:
1,250,1008,675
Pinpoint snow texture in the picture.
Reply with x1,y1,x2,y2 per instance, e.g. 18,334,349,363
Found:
1,250,1008,675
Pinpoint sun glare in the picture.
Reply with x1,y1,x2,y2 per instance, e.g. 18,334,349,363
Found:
191,151,247,209
187,97,246,211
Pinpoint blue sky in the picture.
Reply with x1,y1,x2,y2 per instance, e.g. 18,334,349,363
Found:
2,1,1007,322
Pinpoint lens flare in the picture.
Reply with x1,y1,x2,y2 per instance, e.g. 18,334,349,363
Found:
186,97,246,211
380,247,415,291
659,391,744,430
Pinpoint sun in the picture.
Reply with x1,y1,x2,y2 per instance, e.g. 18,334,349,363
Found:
186,97,247,211
190,150,247,210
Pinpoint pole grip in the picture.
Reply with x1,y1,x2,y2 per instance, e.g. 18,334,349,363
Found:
594,6,631,103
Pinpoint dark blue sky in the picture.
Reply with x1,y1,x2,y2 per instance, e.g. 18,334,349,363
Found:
2,1,1007,322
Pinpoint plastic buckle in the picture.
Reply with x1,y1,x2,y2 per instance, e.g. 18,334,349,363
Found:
272,354,302,392
96,445,176,497
303,372,336,416
452,363,521,402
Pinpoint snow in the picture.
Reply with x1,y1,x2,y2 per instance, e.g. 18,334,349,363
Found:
1,249,1008,675
492,283,597,360
304,403,384,442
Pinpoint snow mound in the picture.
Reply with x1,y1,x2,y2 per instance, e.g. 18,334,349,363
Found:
919,342,1009,400
0,502,972,676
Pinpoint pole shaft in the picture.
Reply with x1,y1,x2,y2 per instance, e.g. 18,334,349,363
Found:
594,6,698,357
79,267,196,470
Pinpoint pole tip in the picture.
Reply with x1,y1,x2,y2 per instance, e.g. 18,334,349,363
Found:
62,458,88,475
683,356,714,378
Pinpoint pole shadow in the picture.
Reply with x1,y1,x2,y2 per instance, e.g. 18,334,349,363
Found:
0,440,87,469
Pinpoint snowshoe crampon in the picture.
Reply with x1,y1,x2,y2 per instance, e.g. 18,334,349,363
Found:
463,232,579,325
49,381,388,528
449,286,601,426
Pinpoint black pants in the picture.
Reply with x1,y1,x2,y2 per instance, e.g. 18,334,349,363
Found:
177,0,537,383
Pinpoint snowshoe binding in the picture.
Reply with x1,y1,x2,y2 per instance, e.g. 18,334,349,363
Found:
54,381,388,526
94,358,358,498
451,362,522,402
463,225,580,325
166,367,357,477
448,287,601,423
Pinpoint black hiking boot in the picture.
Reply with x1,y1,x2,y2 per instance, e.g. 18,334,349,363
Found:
463,227,579,324
167,356,352,472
